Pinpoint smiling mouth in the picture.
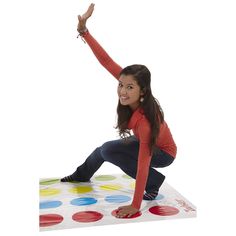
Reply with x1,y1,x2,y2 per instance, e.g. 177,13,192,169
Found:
120,96,129,100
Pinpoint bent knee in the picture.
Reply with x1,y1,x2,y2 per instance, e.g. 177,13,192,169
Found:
101,141,114,158
100,140,123,160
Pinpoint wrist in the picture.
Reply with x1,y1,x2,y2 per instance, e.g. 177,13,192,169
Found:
78,27,88,36
131,202,140,210
76,28,89,42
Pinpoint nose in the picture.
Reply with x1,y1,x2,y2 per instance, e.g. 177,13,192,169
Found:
120,87,127,95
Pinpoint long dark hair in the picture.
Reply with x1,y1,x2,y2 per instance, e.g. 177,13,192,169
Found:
116,64,164,154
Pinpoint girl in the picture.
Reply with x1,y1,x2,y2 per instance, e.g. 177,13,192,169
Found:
61,4,177,218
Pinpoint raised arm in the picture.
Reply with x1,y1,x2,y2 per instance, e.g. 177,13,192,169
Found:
77,4,122,80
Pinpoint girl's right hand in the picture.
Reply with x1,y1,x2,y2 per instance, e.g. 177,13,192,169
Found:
77,3,95,33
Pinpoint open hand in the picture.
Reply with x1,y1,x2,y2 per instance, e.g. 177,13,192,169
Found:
116,205,139,218
77,3,95,33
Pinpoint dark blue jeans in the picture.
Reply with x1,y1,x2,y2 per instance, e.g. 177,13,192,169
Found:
71,136,174,192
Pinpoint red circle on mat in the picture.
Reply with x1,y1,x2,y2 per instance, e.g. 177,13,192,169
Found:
72,211,103,223
40,214,64,227
149,205,179,216
111,209,142,219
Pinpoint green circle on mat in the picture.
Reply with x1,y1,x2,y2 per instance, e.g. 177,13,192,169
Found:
69,186,93,194
40,179,60,185
95,175,116,181
122,174,132,179
40,188,61,196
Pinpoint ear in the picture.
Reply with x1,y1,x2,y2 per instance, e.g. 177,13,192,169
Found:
140,88,146,96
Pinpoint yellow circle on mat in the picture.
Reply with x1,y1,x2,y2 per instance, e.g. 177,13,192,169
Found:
40,188,61,196
69,186,93,194
99,184,122,191
130,182,135,189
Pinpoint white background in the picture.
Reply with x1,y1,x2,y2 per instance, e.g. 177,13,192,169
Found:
0,0,236,235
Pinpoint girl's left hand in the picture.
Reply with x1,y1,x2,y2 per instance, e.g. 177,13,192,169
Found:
116,205,139,218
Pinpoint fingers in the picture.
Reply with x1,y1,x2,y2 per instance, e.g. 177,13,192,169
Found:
116,207,125,218
117,214,126,218
87,3,95,15
116,212,132,218
116,212,128,218
116,208,132,218
82,3,95,19
77,15,84,32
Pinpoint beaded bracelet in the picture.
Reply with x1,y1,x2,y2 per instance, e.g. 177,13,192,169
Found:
77,28,88,43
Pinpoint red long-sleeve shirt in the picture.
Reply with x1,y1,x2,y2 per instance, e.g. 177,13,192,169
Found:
81,31,177,209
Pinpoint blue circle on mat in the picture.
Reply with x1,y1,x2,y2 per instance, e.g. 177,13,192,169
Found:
105,195,131,203
155,194,164,200
40,200,62,209
70,197,97,206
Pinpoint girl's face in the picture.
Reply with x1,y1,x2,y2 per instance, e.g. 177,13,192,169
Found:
117,74,144,111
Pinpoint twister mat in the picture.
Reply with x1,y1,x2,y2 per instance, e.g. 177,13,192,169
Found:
39,174,196,231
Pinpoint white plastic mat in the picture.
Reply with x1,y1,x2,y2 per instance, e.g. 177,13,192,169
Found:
39,174,196,231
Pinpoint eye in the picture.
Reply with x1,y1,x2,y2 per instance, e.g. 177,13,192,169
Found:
127,86,133,89
118,83,123,87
